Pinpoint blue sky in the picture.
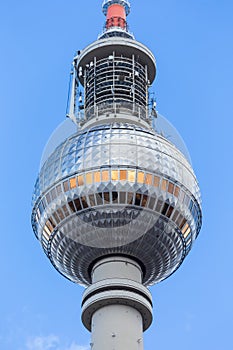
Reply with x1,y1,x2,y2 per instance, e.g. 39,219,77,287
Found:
1,0,233,349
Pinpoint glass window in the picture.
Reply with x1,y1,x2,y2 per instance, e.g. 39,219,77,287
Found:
74,198,82,211
168,182,174,194
154,176,160,187
103,192,110,204
89,194,96,206
119,191,126,204
56,184,62,195
77,175,84,186
172,210,179,222
96,193,103,205
155,199,163,212
141,195,148,207
94,171,101,183
112,191,118,203
127,192,134,205
137,171,144,183
57,208,65,221
128,170,136,182
148,196,156,210
86,172,93,185
63,181,69,192
102,170,109,181
52,212,60,224
166,206,174,218
62,205,70,217
68,201,76,213
186,238,192,246
176,214,184,227
180,218,187,230
134,193,142,206
162,202,169,215
81,196,88,208
43,228,50,239
70,177,77,189
181,222,189,233
120,170,127,181
174,185,180,197
184,226,191,238
145,174,153,185
45,220,53,232
111,170,118,181
161,179,168,192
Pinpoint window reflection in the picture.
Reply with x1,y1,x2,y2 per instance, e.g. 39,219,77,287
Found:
111,170,118,181
120,170,127,180
168,183,174,194
137,171,144,183
94,171,101,182
161,179,168,191
102,170,109,181
78,175,84,186
70,178,76,189
145,174,152,185
86,172,93,185
174,186,180,197
128,170,136,182
154,176,160,187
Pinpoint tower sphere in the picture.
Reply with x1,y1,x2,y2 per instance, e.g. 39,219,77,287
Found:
32,122,201,286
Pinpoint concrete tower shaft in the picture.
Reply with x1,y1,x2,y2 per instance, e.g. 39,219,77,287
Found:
82,256,152,350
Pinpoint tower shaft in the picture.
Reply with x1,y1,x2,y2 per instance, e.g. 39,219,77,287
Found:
82,257,152,350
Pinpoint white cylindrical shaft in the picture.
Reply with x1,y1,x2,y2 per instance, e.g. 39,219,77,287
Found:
91,304,143,350
82,256,152,350
92,256,142,283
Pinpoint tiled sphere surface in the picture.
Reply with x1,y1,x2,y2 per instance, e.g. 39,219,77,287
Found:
32,123,202,286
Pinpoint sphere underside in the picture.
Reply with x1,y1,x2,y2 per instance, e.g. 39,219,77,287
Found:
32,123,202,286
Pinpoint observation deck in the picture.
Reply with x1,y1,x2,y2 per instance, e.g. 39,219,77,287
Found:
74,37,156,127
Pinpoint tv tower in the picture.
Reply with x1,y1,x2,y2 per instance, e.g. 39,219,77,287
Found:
31,1,202,349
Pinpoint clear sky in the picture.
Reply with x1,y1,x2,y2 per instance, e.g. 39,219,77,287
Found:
1,0,233,349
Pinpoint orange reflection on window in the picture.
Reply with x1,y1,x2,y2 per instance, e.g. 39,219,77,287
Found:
70,177,77,189
161,179,168,191
120,170,127,180
154,176,160,187
184,227,191,238
128,170,136,182
102,170,109,181
174,185,180,197
145,174,152,185
168,182,174,194
94,171,101,183
181,222,189,234
86,172,92,185
77,175,84,186
111,170,118,181
137,171,144,183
